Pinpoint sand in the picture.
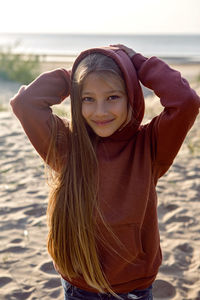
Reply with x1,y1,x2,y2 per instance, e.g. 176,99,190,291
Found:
0,58,200,299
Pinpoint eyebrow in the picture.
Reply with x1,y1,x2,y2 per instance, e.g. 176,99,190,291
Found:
82,89,125,96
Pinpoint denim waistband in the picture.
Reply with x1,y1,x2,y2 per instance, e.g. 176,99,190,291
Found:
61,278,153,300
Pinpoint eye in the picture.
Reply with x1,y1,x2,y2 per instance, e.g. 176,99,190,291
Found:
82,97,94,103
107,95,120,101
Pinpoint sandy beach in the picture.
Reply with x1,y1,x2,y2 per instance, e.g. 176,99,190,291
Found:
0,57,200,299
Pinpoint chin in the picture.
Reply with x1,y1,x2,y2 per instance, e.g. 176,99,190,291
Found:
93,129,115,137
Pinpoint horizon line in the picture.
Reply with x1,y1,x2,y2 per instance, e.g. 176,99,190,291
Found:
0,32,200,36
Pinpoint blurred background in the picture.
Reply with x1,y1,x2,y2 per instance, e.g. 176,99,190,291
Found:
1,0,200,101
0,0,200,64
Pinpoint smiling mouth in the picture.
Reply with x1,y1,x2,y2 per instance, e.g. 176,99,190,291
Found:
92,119,114,125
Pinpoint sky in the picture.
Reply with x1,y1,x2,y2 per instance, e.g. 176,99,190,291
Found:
1,0,200,34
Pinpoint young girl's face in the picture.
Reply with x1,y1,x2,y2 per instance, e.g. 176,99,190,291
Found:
81,72,128,137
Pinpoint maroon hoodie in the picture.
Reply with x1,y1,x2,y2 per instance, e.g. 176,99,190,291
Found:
10,47,200,293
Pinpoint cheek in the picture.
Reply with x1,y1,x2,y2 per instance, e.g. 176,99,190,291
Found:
82,104,91,119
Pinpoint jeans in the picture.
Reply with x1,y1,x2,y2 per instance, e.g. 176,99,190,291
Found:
61,278,153,300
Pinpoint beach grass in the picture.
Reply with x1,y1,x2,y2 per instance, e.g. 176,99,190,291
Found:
52,105,71,118
0,45,41,85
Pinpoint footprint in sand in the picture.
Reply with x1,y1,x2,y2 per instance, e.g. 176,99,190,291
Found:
153,280,176,298
168,215,193,223
160,243,194,275
50,289,62,299
8,290,33,300
26,190,38,195
157,203,179,219
43,277,61,289
39,261,57,275
1,217,28,231
0,276,12,288
37,194,46,200
161,206,195,226
10,238,23,244
176,242,193,254
0,246,29,254
174,243,194,270
24,204,46,217
165,204,179,211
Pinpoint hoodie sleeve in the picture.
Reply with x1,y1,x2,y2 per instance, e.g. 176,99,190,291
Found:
131,54,200,179
10,68,71,162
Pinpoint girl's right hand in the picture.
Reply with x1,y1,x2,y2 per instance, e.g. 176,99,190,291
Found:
110,44,137,58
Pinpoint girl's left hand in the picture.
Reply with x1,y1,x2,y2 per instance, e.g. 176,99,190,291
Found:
110,44,137,58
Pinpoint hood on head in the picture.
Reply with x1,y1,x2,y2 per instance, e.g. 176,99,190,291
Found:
71,46,145,140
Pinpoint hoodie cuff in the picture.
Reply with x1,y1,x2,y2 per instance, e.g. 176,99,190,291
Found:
131,53,148,71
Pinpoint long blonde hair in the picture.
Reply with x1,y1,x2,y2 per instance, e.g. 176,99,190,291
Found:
46,53,129,299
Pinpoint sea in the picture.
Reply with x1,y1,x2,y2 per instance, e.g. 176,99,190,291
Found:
0,33,200,63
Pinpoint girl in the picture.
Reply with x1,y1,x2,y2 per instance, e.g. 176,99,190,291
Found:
10,44,200,300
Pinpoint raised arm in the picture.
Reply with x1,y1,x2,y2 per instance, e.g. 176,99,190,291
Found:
10,68,71,161
131,53,200,178
113,44,200,178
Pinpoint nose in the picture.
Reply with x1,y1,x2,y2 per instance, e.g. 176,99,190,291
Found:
94,101,108,117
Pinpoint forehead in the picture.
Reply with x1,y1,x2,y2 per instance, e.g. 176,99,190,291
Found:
82,72,125,92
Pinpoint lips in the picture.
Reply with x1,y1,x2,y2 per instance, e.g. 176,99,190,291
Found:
92,119,114,125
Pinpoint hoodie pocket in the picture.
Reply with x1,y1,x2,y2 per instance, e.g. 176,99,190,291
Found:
110,223,145,259
97,223,147,284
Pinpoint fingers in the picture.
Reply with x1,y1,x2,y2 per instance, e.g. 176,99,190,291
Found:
110,44,126,49
18,85,27,95
109,44,136,58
